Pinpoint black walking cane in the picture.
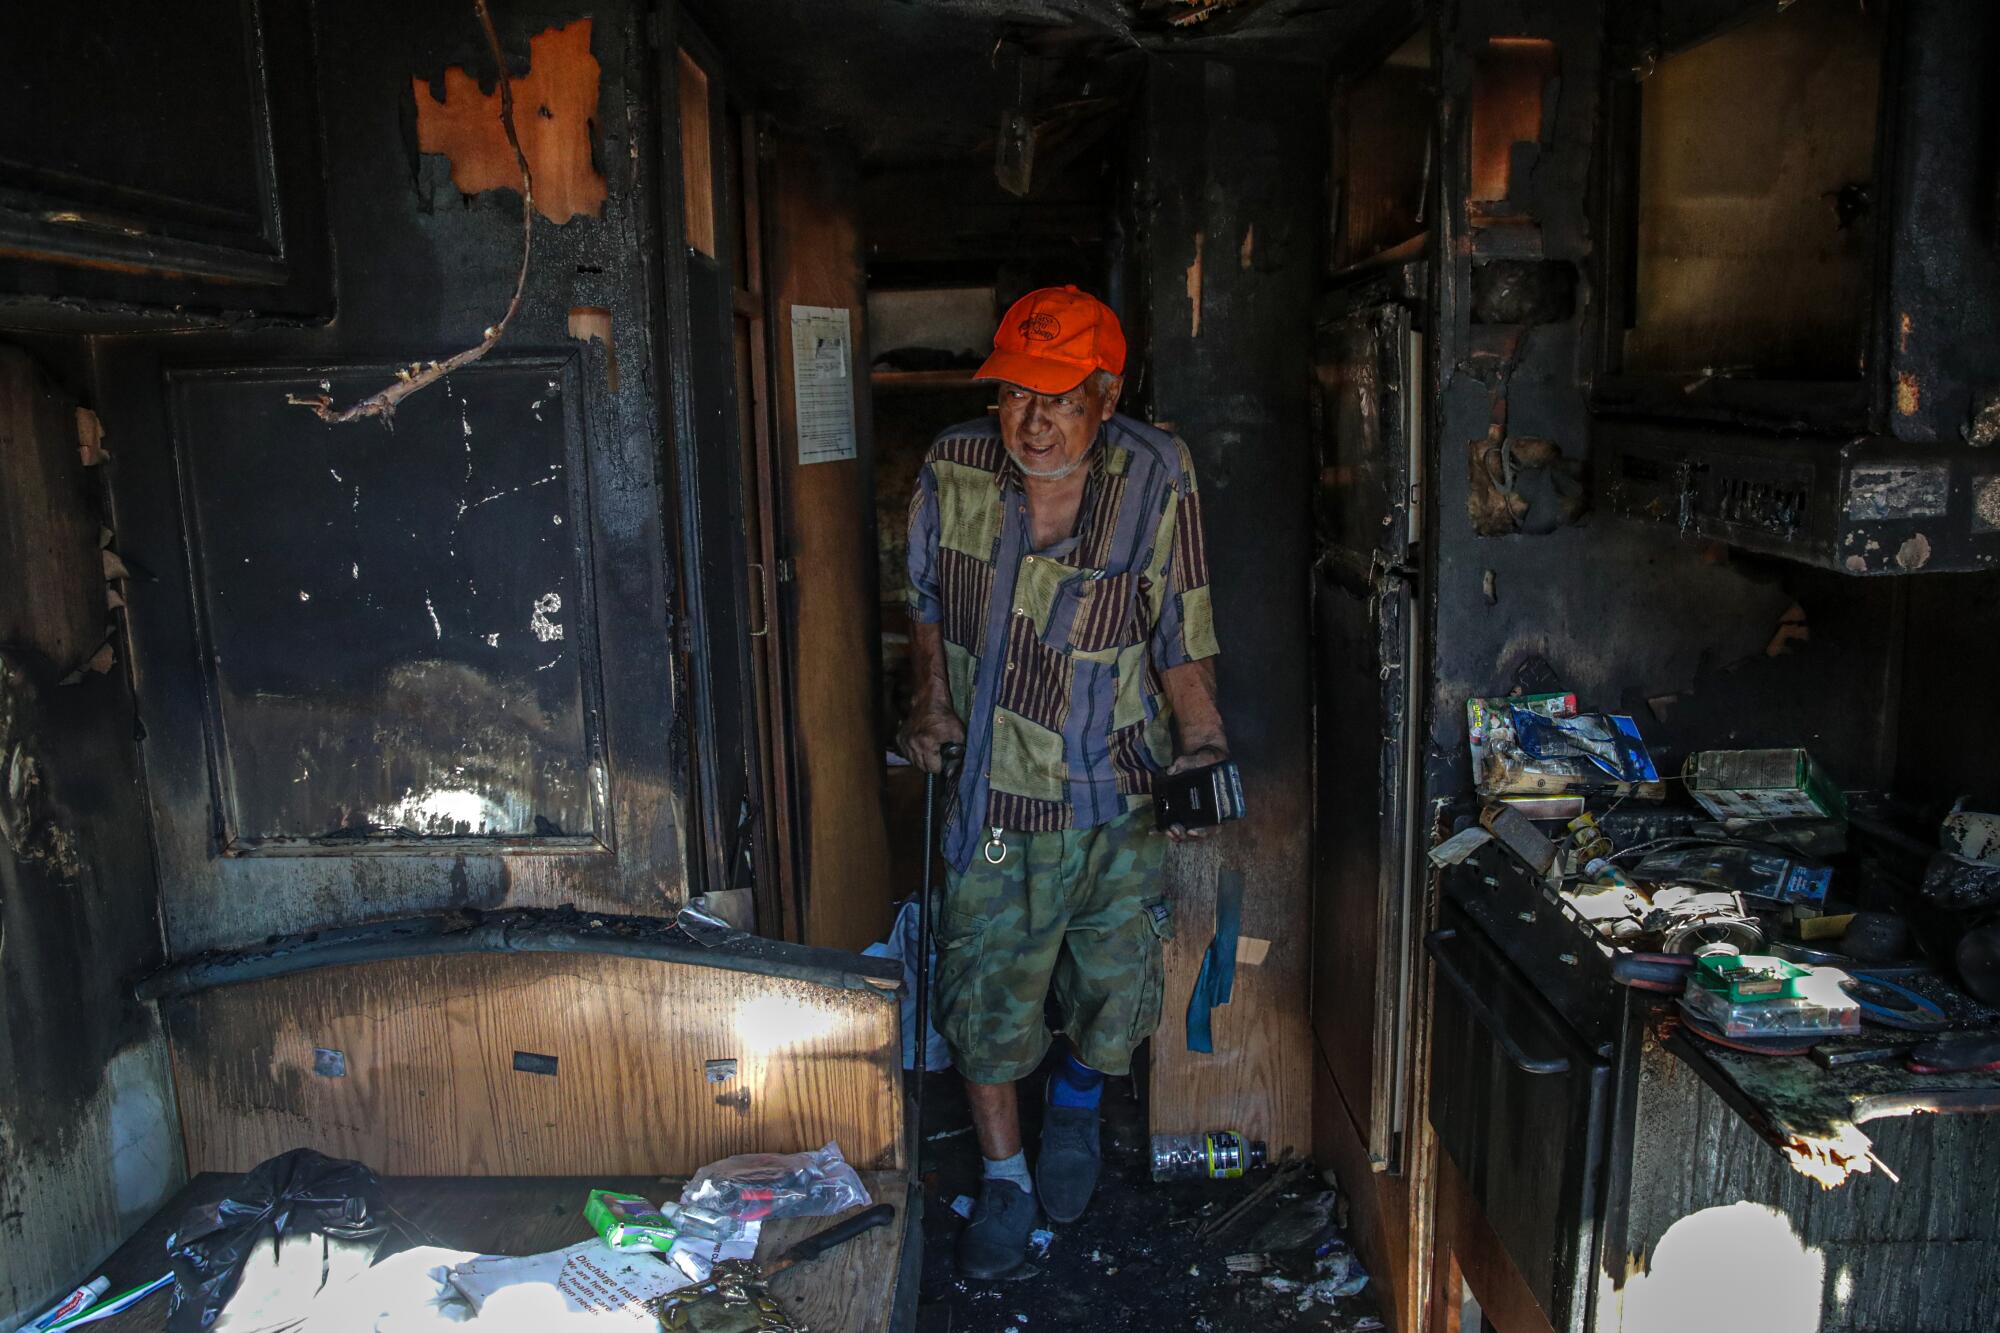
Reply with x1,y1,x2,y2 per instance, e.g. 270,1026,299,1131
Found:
913,740,964,1136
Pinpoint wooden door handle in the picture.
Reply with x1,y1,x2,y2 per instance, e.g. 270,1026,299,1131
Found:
748,561,769,636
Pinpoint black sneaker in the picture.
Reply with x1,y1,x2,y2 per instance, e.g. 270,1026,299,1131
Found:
956,1177,1038,1280
1035,1084,1102,1224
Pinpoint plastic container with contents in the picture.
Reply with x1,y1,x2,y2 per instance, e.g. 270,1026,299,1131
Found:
1679,956,1861,1038
1150,1131,1268,1181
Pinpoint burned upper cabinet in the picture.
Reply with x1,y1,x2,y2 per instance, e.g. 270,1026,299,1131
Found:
1591,0,2000,574
1330,28,1433,277
106,0,685,955
0,0,330,329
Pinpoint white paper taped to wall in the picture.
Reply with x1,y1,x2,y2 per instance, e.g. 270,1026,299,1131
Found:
790,305,857,464
1235,936,1271,966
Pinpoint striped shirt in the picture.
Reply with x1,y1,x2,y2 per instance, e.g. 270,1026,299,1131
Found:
907,413,1219,873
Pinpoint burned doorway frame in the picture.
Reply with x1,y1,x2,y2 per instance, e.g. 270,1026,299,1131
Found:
654,6,800,936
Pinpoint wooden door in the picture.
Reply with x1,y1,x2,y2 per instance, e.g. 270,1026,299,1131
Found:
763,137,893,953
1312,297,1426,1170
725,107,799,932
664,19,887,947
665,31,773,915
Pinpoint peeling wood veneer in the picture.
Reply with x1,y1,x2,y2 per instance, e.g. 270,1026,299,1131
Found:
296,0,534,425
1185,230,1204,337
1896,371,1922,417
567,306,619,392
75,408,108,466
414,18,606,225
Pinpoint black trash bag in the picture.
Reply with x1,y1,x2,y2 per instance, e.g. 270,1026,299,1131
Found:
166,1148,389,1333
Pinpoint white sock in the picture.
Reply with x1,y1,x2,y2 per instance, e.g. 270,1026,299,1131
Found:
982,1149,1033,1195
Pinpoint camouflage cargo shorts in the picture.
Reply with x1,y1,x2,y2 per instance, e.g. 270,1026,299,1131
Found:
932,808,1173,1084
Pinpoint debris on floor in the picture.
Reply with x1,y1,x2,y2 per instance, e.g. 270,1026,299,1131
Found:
916,1059,1384,1332
1244,1189,1340,1253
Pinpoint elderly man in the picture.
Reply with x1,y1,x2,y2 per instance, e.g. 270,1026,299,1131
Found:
900,285,1228,1278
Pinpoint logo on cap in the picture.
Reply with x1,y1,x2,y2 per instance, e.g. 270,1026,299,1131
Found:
1019,313,1062,342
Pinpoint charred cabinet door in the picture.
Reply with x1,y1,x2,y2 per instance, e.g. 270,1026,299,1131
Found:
112,3,685,957
0,0,332,324
1311,300,1425,1170
662,28,783,923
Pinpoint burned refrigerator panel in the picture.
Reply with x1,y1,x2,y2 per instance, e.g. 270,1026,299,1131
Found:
1311,291,1426,1171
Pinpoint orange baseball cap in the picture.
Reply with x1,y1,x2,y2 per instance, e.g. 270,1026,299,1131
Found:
975,285,1127,394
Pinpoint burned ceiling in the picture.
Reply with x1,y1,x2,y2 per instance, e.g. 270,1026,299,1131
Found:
689,0,1412,166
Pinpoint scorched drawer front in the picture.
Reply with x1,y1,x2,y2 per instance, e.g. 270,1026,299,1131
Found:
1428,909,1611,1333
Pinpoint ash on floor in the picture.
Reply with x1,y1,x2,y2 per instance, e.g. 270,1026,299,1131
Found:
914,1056,1385,1333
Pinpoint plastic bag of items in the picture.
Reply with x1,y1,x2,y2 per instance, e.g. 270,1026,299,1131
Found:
1466,693,1659,796
166,1148,389,1333
681,1142,871,1224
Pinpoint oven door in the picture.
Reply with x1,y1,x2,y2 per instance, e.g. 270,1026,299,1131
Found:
1427,905,1611,1333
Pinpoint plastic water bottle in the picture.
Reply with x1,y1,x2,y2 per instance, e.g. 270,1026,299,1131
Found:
1150,1130,1268,1181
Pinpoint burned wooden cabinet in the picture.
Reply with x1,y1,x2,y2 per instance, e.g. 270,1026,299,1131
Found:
1433,851,2000,1333
108,0,686,955
1312,276,1427,1172
1590,0,2000,574
1427,901,1611,1333
0,0,331,328
119,348,686,954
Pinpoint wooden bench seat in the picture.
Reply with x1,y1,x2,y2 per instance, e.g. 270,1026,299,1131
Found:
90,1172,915,1332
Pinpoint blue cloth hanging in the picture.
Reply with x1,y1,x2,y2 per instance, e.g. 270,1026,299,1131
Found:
1185,869,1244,1054
864,898,954,1072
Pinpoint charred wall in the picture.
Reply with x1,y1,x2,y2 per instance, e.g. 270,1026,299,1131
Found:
1,0,702,1304
1423,0,1903,810
1137,53,1322,1153
97,0,689,954
0,343,181,1328
1895,571,2000,814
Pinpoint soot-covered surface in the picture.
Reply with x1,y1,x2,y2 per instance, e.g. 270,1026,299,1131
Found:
914,1059,1384,1332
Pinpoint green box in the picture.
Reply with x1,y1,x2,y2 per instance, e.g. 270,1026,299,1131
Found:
1687,748,1846,823
1692,952,1809,1004
584,1189,678,1252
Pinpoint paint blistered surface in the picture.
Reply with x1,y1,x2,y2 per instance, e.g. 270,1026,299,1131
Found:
530,591,565,642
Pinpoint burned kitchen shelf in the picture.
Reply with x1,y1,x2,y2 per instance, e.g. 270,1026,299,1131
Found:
869,368,980,391
1594,419,2000,575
